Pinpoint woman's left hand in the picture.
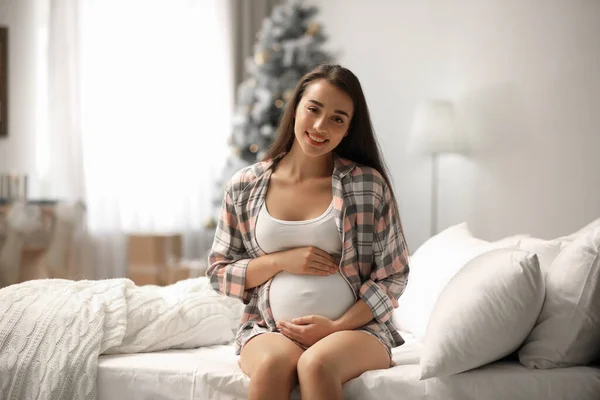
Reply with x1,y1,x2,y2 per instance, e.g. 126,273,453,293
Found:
276,315,338,347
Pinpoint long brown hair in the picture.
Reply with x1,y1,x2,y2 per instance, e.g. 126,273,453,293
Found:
263,64,398,202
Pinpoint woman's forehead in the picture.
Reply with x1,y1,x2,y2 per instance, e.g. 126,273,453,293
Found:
302,80,354,116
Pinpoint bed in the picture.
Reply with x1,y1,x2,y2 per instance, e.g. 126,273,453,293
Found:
3,219,600,400
97,332,600,400
95,219,600,400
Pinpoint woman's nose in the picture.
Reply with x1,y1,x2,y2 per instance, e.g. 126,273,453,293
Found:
313,116,328,132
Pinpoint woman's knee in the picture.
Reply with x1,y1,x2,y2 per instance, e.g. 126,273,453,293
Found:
257,351,298,378
239,333,303,379
297,349,337,382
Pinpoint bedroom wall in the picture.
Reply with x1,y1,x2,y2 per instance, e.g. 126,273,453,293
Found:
2,0,599,251
0,0,41,176
310,0,600,249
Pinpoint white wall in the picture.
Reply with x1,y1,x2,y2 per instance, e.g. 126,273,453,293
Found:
311,0,600,249
2,0,599,250
0,0,41,177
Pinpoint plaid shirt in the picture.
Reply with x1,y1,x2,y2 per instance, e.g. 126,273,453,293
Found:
207,152,410,353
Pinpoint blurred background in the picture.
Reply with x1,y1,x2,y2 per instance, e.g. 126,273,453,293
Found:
0,0,598,284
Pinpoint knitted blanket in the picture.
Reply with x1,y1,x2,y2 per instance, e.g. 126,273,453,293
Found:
0,277,241,400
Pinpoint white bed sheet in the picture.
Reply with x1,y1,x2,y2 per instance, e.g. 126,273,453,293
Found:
97,335,600,400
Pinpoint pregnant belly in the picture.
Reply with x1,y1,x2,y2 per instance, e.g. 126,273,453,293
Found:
269,271,356,323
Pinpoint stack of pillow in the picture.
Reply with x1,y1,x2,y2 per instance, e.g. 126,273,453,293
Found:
391,219,600,379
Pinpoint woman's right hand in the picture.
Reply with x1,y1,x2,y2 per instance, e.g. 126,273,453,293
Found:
274,246,339,276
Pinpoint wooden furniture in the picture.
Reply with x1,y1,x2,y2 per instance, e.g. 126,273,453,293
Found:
127,233,186,286
0,203,57,281
127,233,210,286
0,204,56,246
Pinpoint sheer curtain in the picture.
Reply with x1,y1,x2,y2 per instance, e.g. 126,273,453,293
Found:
46,0,234,278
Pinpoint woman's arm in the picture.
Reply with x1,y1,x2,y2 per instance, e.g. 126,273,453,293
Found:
244,254,281,289
207,187,260,304
333,299,374,331
246,246,338,289
358,180,410,324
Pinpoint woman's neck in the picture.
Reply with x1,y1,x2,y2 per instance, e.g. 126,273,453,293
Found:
276,142,334,182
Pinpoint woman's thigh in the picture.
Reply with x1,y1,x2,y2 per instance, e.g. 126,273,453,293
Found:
238,332,305,378
298,330,391,384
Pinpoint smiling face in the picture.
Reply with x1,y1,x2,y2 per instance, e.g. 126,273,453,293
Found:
292,79,355,158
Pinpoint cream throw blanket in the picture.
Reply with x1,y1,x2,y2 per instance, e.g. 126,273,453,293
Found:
0,277,242,400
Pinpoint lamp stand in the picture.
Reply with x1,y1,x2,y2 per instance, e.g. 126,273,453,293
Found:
430,152,439,237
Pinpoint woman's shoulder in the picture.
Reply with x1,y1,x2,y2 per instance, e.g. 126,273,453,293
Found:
343,162,394,207
225,159,273,195
347,162,387,189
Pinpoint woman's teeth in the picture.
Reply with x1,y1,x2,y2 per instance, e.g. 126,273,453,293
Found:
308,133,326,143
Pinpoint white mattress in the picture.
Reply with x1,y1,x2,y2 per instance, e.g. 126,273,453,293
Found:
97,335,600,400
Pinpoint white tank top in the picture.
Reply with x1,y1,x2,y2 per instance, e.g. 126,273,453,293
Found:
255,200,356,322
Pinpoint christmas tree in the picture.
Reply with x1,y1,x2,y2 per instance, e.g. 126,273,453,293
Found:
207,0,331,227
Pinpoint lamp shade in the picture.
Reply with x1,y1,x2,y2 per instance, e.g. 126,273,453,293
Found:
408,100,467,154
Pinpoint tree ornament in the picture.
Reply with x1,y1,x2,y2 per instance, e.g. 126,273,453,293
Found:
260,125,275,137
254,51,270,65
306,22,321,36
283,89,294,102
249,144,259,153
274,99,284,109
230,146,242,157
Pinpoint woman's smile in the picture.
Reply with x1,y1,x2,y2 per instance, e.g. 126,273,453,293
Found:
306,131,329,146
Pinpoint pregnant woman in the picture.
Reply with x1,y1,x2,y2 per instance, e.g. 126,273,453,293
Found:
207,64,410,400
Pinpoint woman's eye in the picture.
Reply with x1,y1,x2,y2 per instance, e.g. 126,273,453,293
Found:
307,107,318,113
333,117,344,124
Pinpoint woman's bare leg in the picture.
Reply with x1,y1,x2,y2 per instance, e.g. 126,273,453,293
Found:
296,330,390,400
239,333,304,400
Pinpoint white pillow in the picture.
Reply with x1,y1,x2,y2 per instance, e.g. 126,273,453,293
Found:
420,248,544,379
393,223,496,338
492,233,530,248
518,227,600,368
559,217,600,242
517,237,563,275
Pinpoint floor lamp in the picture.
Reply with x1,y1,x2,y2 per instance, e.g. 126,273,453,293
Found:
409,100,467,237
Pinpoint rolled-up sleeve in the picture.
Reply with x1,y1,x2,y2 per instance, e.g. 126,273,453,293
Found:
206,187,254,304
359,182,410,324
